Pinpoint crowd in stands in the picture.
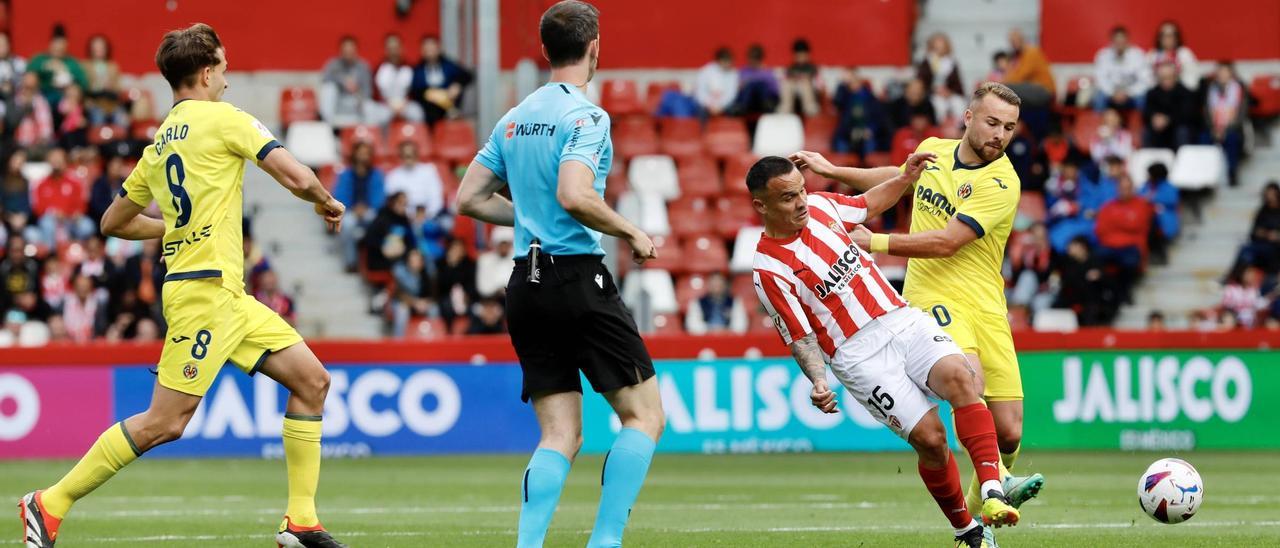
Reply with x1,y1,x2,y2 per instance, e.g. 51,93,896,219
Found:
0,24,293,346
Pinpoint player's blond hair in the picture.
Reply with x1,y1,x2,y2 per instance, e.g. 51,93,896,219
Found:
971,82,1021,108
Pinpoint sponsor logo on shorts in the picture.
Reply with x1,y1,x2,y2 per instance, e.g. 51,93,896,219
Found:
182,363,199,380
887,415,902,430
933,335,953,343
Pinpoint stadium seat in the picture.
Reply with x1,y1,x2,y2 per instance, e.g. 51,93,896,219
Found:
722,153,757,196
408,318,450,340
675,155,722,198
675,274,708,310
658,117,704,159
612,115,660,159
605,161,629,205
731,273,757,303
602,80,643,116
646,80,683,113
436,163,460,204
1128,148,1177,186
642,235,685,274
340,124,388,161
284,121,339,167
729,226,764,273
863,151,892,170
668,196,716,238
124,87,156,120
1248,74,1280,117
621,269,679,314
703,117,750,159
1033,308,1080,332
650,313,685,335
130,119,161,142
279,86,319,128
752,113,804,157
432,119,478,166
88,124,127,145
714,196,759,239
1017,191,1047,224
682,236,729,274
616,191,672,236
388,121,434,159
1070,110,1102,152
1169,145,1227,190
627,154,681,200
873,252,908,282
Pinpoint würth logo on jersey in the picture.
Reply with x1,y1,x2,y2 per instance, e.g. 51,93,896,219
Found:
508,122,557,138
505,121,516,139
812,244,864,299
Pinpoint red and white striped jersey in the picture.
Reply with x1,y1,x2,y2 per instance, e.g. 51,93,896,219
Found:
753,192,907,359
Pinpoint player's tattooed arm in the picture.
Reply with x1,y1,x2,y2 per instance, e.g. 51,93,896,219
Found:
790,333,839,414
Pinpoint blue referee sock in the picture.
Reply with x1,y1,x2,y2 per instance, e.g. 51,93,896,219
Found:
587,428,657,548
517,447,571,548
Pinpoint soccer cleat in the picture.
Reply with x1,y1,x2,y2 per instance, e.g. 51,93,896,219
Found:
953,525,998,548
980,490,1020,528
276,517,348,548
1003,472,1045,508
18,491,60,548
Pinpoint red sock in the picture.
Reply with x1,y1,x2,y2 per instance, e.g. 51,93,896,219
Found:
954,403,1002,486
918,452,972,529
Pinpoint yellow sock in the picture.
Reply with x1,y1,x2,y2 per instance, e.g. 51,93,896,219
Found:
42,422,141,519
1001,443,1021,472
283,414,323,527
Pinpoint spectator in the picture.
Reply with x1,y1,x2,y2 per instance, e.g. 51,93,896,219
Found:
390,248,436,337
61,273,106,341
891,112,941,165
435,238,478,328
1143,62,1197,149
1,234,40,311
777,38,820,117
1008,223,1054,310
409,35,473,126
831,68,887,155
8,72,55,154
1206,62,1245,186
88,155,127,225
57,83,88,149
931,83,967,136
83,35,120,97
693,47,738,116
384,140,444,219
1,151,36,233
1147,20,1199,90
1140,163,1180,264
334,141,387,270
1092,26,1148,112
27,24,88,108
1089,107,1134,164
887,78,937,130
0,32,27,99
33,147,94,245
1147,310,1166,331
254,270,297,325
39,255,71,312
1003,29,1055,106
102,288,151,341
361,191,416,273
1220,266,1268,329
121,237,163,311
985,51,1009,83
1095,174,1153,303
319,36,385,128
475,226,514,299
916,33,964,96
685,272,747,334
733,44,779,118
374,33,425,123
1233,182,1280,273
76,234,117,290
1053,236,1116,326
466,296,507,335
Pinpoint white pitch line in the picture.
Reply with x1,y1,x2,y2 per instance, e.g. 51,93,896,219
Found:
83,500,893,518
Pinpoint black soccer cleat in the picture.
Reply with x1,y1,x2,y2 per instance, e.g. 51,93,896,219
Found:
276,517,348,548
954,524,997,548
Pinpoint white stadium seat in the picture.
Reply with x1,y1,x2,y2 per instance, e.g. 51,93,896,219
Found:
752,113,804,157
20,162,52,190
1033,308,1080,332
627,154,680,201
616,191,671,237
729,226,764,273
1127,148,1177,185
284,121,339,168
1169,145,1227,190
621,269,678,314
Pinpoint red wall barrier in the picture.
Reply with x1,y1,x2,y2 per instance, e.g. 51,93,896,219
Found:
1,330,1275,366
1041,0,1280,63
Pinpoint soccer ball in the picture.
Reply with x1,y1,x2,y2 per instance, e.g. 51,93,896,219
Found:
1137,458,1203,524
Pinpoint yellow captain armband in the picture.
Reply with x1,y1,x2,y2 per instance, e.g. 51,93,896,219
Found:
870,233,890,254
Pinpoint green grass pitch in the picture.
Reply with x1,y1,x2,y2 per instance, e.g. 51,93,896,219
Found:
3,451,1277,546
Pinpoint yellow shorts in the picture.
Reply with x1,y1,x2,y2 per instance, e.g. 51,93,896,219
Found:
158,278,303,396
915,300,1022,401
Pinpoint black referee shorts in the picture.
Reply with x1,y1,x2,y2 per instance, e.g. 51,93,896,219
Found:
506,254,655,402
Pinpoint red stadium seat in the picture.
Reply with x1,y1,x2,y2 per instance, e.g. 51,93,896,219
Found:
659,117,704,159
646,80,682,114
863,151,893,169
802,168,832,193
602,80,643,116
703,117,750,159
407,318,450,340
803,114,837,155
605,161,629,205
675,156,721,199
1249,74,1280,117
340,124,388,161
612,115,659,159
682,236,729,274
388,121,434,159
651,313,685,335
675,274,708,310
88,124,127,145
279,86,318,128
432,119,479,166
722,153,756,196
714,196,759,239
669,196,716,238
642,235,686,274
1018,191,1047,224
124,87,156,120
731,273,757,302
436,163,460,205
1070,110,1101,153
130,119,161,142
316,164,338,191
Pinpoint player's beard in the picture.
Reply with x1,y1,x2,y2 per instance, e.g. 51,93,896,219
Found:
967,132,1005,163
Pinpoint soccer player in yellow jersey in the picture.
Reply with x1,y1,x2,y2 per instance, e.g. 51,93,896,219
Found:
18,24,348,548
793,82,1044,521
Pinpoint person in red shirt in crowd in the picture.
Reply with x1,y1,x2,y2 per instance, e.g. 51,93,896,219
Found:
254,269,297,325
1094,173,1152,304
33,147,94,245
891,112,943,166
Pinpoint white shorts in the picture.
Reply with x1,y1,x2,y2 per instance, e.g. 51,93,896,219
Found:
829,307,964,439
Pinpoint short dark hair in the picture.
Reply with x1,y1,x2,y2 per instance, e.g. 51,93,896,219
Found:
339,35,357,46
993,51,1008,63
155,23,223,90
540,0,599,68
747,43,765,62
714,46,732,62
1111,25,1128,37
1147,162,1168,181
745,156,796,195
792,38,811,54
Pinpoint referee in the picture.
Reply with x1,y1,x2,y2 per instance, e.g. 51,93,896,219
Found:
455,2,665,547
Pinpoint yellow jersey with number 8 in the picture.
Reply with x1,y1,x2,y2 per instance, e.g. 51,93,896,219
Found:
120,99,280,294
901,137,1020,315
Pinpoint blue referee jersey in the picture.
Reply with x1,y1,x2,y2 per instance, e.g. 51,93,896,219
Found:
474,82,613,256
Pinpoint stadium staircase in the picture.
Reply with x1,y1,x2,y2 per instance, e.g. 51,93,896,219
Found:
913,0,1040,90
1117,129,1280,328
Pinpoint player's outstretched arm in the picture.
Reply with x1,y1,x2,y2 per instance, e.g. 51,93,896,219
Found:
790,150,901,192
456,160,514,227
100,196,164,240
790,333,837,414
259,147,345,232
557,160,657,265
856,151,936,219
851,215,979,259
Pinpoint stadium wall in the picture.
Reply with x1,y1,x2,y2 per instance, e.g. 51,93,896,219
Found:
1,331,1275,459
1041,0,1280,62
